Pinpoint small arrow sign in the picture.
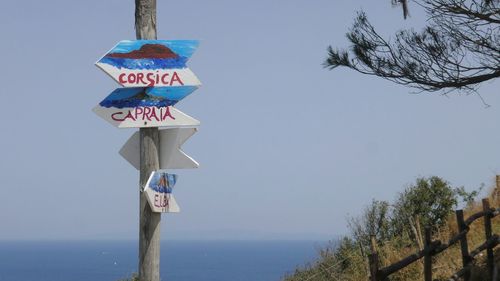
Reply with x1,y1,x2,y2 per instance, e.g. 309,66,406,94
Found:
96,40,201,87
120,128,199,170
144,171,180,213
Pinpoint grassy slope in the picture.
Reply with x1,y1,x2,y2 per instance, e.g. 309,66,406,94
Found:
284,191,500,281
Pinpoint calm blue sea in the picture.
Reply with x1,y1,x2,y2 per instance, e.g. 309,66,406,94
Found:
0,240,325,281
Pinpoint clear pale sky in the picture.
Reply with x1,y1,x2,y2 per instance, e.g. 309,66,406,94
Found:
0,0,498,240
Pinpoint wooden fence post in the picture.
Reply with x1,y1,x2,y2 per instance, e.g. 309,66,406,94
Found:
424,227,432,281
482,198,494,280
368,236,380,281
491,175,500,202
456,209,471,281
496,175,500,199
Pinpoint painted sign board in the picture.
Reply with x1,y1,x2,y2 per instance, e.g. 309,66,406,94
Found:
120,127,199,170
93,89,200,128
96,40,201,87
144,171,180,213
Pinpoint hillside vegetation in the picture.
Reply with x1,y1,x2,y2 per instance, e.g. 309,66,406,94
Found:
284,176,500,281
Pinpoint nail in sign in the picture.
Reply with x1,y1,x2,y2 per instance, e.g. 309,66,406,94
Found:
96,40,201,88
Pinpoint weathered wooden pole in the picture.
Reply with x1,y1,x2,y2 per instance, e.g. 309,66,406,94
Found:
135,1,161,281
368,236,380,281
423,227,432,281
496,175,500,199
456,210,471,281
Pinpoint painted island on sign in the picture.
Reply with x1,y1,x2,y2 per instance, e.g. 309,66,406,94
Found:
96,40,201,87
98,87,198,108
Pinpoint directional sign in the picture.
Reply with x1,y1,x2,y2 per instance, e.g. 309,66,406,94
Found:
96,40,201,87
143,171,180,213
120,128,199,170
93,88,200,128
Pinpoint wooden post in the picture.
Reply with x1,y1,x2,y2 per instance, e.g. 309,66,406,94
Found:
135,0,157,40
368,236,379,281
482,199,494,280
368,253,380,281
423,227,432,281
456,210,471,281
135,1,161,281
495,175,500,199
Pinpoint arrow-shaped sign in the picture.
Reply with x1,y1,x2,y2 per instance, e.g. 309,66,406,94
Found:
120,128,199,170
93,88,200,128
96,40,201,87
93,105,199,128
97,87,198,108
143,171,180,213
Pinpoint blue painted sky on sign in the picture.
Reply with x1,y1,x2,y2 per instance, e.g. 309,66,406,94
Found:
0,0,499,241
146,86,198,100
99,56,187,70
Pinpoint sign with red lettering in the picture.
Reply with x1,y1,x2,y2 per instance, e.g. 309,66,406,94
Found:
96,40,201,87
93,89,200,128
120,128,199,170
93,105,199,128
144,171,180,213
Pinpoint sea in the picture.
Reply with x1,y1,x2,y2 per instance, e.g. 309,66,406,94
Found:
0,240,326,281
